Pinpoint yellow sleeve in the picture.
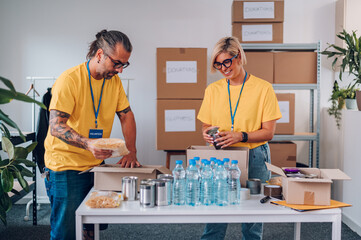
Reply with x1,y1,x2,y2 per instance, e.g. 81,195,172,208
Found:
262,86,282,123
197,86,212,124
49,75,76,115
116,76,130,112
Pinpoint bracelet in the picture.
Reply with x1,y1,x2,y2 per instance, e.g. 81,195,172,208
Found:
241,132,248,142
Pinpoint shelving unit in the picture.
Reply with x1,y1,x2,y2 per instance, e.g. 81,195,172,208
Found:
242,42,321,168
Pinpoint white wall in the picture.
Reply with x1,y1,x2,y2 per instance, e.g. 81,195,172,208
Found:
0,0,348,217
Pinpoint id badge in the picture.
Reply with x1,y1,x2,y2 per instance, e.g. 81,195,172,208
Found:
89,129,103,139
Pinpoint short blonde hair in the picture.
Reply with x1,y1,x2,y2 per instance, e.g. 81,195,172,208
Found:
210,36,247,73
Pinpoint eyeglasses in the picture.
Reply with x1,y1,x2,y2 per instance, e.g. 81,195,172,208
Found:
106,55,130,69
213,54,238,70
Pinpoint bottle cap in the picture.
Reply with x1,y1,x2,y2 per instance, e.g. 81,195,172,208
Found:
231,160,238,164
223,158,230,162
189,159,196,165
175,160,183,165
193,156,200,161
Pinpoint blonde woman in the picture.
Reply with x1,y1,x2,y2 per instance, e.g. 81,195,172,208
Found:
198,37,282,240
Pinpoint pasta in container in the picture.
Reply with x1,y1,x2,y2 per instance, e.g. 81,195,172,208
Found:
90,138,129,158
85,191,122,208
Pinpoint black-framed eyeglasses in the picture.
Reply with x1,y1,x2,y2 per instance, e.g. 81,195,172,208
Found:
213,54,238,70
107,55,130,69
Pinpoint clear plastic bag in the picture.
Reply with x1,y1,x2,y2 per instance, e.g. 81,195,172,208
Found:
90,138,129,158
85,191,122,208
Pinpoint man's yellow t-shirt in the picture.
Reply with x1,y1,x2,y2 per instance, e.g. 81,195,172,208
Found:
197,75,282,149
44,62,129,171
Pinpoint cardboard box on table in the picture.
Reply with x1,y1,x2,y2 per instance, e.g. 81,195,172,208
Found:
186,146,249,187
157,48,207,99
269,141,296,168
232,0,284,23
91,165,171,191
275,93,295,135
232,22,283,43
244,52,274,83
265,162,351,205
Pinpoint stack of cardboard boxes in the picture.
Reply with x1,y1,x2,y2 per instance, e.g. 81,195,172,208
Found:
156,48,207,150
232,0,284,43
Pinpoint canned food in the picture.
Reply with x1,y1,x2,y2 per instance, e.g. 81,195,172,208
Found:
139,182,155,208
122,176,138,201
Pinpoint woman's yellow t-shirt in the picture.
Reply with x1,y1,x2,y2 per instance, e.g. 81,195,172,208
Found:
197,75,282,149
44,62,129,171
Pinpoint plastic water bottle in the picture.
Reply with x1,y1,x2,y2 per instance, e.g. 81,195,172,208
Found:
214,161,228,206
223,158,230,171
228,160,241,205
200,160,213,205
172,160,186,205
200,159,208,172
185,160,200,206
194,156,201,169
210,157,216,169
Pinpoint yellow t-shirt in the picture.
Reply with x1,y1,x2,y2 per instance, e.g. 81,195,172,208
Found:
197,75,282,149
44,62,129,171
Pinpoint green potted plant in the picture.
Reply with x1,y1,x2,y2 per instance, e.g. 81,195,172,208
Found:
0,75,45,225
322,29,361,127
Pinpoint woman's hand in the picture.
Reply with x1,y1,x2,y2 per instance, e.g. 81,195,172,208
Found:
215,131,243,148
202,125,218,144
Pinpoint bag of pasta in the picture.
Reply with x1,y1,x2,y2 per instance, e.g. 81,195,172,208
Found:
90,138,129,158
85,191,122,208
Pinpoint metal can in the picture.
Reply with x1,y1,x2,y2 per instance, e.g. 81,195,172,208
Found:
246,178,261,195
122,176,138,201
140,178,154,184
151,179,168,206
159,176,173,205
157,174,173,179
139,182,155,208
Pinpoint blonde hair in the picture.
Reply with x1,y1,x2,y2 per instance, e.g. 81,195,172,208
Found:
210,36,247,73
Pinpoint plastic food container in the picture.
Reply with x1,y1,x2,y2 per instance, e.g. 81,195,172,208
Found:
90,138,129,158
85,191,122,208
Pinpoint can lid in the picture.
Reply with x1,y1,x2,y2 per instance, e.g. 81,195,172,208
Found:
151,179,166,187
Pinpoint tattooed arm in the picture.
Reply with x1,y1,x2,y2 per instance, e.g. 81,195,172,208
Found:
49,109,112,159
116,106,140,168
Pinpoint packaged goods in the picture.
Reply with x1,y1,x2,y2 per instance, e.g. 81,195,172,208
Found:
90,138,129,158
85,191,121,208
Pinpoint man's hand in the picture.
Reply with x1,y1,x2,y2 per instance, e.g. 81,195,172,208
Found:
215,131,243,148
87,141,113,160
116,151,141,168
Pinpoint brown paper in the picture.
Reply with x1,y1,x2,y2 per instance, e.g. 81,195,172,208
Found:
304,191,315,205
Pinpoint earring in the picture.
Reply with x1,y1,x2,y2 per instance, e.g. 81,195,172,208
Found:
97,60,100,63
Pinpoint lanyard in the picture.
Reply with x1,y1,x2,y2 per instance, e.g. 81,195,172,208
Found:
227,72,247,131
87,60,105,128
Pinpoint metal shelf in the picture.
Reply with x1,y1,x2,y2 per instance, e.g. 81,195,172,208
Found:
243,42,321,167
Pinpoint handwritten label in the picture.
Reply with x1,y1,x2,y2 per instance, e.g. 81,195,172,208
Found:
243,2,275,19
166,61,197,83
242,24,273,42
165,109,196,132
277,101,290,123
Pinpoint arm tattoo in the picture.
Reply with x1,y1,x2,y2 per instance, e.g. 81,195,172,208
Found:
116,106,131,119
49,110,88,149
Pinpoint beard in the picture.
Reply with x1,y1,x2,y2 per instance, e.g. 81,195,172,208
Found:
103,71,118,79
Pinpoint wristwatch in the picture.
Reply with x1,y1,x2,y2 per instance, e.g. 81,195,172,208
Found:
241,132,248,142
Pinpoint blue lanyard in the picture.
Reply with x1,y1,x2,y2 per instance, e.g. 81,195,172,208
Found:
227,72,247,131
87,60,105,128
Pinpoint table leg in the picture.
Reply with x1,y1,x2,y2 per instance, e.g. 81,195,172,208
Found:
294,222,301,240
94,224,100,240
75,215,82,240
332,214,342,240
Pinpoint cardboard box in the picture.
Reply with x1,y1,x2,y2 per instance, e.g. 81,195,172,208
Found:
244,51,274,83
186,146,249,187
91,164,172,191
232,0,284,23
269,142,296,168
157,48,207,99
274,52,317,84
265,162,351,205
275,93,295,135
232,22,283,43
157,99,205,150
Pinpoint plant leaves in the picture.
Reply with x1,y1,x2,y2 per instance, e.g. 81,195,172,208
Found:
0,88,45,109
20,167,33,178
1,137,14,160
0,123,11,139
0,192,12,212
0,76,16,93
1,168,13,192
13,147,29,160
12,159,36,167
14,168,29,192
0,204,7,226
0,110,25,141
26,142,37,153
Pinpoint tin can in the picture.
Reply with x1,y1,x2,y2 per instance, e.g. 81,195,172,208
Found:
151,179,168,206
122,176,138,201
159,176,173,205
157,174,173,179
139,182,155,208
246,178,261,195
140,178,154,184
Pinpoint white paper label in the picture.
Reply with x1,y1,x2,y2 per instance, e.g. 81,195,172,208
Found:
166,61,197,83
277,101,290,123
165,109,196,132
242,24,273,42
243,2,275,19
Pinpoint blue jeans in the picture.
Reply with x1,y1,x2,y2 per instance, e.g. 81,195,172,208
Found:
201,143,271,240
45,168,94,240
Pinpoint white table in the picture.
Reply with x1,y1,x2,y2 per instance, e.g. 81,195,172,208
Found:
76,191,341,240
